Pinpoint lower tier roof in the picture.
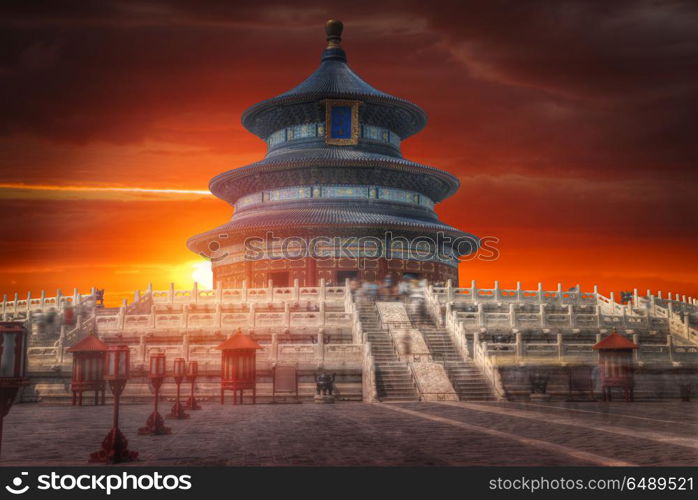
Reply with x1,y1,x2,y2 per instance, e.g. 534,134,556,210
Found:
209,148,460,204
187,205,477,255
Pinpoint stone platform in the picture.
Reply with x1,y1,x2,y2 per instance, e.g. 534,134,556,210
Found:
1,401,696,466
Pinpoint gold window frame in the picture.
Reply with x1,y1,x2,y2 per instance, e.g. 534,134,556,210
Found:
324,99,360,145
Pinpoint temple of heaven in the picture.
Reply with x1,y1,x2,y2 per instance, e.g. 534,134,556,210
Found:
187,20,477,288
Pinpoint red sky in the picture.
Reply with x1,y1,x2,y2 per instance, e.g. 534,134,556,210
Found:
1,0,697,305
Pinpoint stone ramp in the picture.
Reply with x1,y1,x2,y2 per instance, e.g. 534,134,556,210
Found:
408,308,495,401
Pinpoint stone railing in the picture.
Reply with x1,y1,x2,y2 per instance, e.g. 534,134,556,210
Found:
1,288,98,317
655,303,698,345
469,327,691,366
56,340,364,373
142,279,347,306
96,308,352,334
429,281,698,321
444,311,471,361
362,343,377,402
441,301,671,334
596,293,626,315
407,361,424,400
349,302,364,344
423,287,444,326
428,280,598,306
471,331,506,400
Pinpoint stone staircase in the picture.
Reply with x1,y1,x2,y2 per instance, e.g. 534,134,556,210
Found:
408,309,495,401
357,301,419,402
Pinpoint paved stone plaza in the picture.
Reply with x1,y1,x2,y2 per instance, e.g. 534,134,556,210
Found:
2,401,697,466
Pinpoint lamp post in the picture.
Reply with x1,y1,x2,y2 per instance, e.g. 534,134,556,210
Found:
89,345,138,463
169,357,189,419
0,322,28,457
138,353,171,435
185,360,201,410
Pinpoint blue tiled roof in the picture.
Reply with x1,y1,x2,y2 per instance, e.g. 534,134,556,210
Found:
277,58,392,99
187,204,475,248
242,47,427,139
209,148,460,203
232,147,450,172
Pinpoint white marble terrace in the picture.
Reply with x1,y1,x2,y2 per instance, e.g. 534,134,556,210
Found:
5,279,697,402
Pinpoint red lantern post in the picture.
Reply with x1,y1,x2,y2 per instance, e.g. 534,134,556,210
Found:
89,345,138,463
66,335,107,406
138,353,171,435
0,322,28,457
169,357,189,419
185,360,201,410
216,329,262,405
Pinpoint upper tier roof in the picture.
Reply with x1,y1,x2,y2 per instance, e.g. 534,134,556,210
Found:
241,20,427,140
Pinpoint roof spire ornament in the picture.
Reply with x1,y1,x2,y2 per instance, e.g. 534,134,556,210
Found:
325,19,343,48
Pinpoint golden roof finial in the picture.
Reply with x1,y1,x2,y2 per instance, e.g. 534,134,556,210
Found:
325,19,343,48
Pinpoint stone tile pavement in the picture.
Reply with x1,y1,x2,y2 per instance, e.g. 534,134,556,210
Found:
1,400,695,466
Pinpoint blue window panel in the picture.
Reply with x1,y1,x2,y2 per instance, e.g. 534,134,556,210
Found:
389,131,401,147
330,106,352,139
378,188,409,203
269,186,312,201
267,129,286,147
236,192,263,209
293,123,315,139
419,196,435,209
321,186,369,198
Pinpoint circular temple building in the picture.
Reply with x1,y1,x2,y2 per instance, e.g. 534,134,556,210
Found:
187,20,477,288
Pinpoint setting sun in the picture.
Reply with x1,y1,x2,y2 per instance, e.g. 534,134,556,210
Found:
191,261,213,290
169,260,213,290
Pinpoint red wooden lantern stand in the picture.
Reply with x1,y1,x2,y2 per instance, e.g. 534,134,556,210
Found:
66,335,107,406
169,357,189,419
216,329,262,405
0,322,28,457
185,360,201,410
89,345,138,463
138,353,171,435
593,329,638,402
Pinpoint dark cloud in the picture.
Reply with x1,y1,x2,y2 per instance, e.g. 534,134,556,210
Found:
0,1,696,175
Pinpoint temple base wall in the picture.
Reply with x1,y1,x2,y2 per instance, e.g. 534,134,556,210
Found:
23,369,363,404
498,365,698,401
214,257,458,288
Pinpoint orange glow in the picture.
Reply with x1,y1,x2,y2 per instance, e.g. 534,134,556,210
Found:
0,183,211,196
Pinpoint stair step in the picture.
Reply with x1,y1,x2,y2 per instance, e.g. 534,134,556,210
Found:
405,309,496,401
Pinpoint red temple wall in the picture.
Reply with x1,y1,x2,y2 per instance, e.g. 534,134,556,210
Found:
213,257,458,288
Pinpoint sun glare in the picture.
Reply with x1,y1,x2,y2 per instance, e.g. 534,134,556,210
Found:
191,261,213,289
169,260,213,290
